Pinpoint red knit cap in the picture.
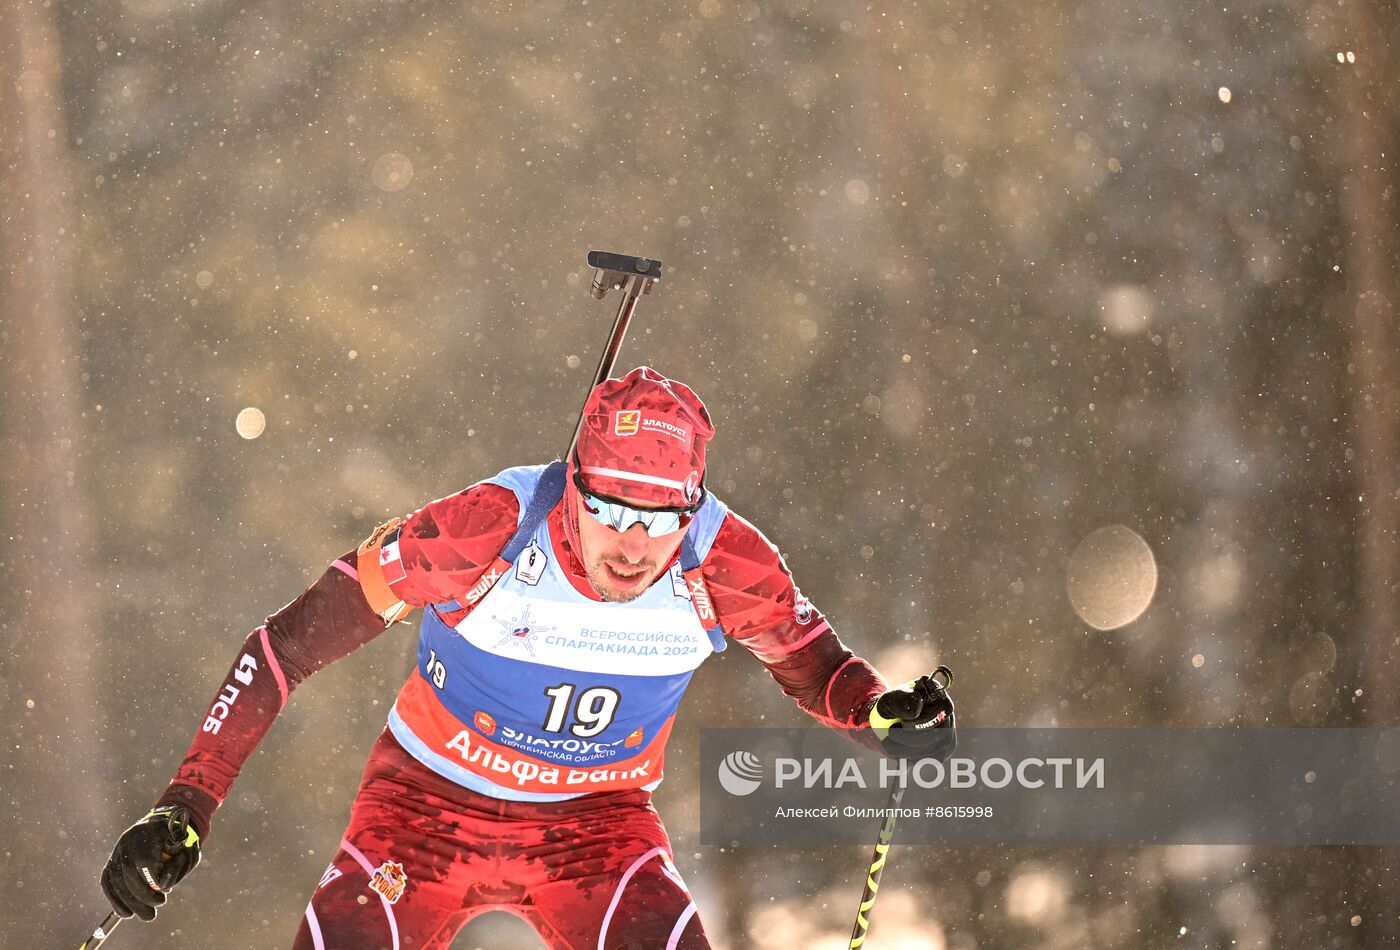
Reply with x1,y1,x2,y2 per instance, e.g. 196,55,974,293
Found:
572,366,714,509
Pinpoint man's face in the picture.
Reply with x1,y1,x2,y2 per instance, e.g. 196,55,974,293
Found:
573,489,688,602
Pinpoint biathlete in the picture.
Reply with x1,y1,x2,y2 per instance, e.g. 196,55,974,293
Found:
100,366,955,949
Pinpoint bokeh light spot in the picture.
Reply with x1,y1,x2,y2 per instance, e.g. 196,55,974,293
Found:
236,407,266,440
372,153,414,192
1098,284,1154,337
1066,525,1157,630
1005,864,1071,926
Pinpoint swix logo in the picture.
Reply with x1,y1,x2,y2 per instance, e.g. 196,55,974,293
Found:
474,710,498,735
683,470,702,503
202,652,258,734
614,410,640,436
686,573,716,623
464,567,502,605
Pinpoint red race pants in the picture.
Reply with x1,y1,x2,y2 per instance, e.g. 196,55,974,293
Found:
291,730,709,950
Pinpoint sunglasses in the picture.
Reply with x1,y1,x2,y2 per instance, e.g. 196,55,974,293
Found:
572,467,702,538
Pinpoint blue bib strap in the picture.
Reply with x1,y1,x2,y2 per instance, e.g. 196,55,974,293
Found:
680,492,730,653
679,492,728,570
501,460,567,562
679,535,702,571
429,461,565,615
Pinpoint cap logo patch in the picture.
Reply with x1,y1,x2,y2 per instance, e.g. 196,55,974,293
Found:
614,410,640,436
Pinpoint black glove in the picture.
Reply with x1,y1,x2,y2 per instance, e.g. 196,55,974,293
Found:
870,666,956,760
101,805,202,921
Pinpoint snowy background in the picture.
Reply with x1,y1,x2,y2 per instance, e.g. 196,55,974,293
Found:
3,0,1398,947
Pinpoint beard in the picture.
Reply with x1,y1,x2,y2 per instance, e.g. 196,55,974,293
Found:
585,556,658,603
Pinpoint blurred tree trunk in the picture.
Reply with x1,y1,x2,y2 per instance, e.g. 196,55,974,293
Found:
0,0,112,929
1341,0,1399,726
1339,0,1400,942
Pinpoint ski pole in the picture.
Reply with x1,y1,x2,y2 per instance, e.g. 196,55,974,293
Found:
567,250,662,460
848,667,953,948
79,912,122,950
846,782,905,949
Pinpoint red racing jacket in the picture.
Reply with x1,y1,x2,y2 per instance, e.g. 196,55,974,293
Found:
157,474,888,836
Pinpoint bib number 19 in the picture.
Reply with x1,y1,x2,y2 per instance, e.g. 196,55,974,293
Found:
425,649,447,689
542,683,619,738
